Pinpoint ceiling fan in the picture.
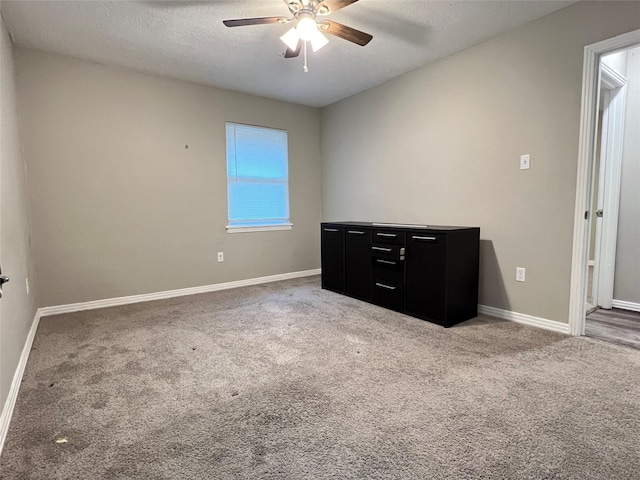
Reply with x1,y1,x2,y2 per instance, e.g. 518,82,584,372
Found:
223,0,373,72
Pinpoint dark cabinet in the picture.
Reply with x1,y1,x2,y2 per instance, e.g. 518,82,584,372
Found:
321,222,480,328
320,225,344,293
345,228,372,301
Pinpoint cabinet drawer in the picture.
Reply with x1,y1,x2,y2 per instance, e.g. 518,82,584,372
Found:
372,257,404,284
373,229,405,245
371,244,405,261
407,233,442,245
345,228,369,236
372,280,404,312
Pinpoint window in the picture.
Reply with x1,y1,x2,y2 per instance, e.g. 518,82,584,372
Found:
225,123,291,233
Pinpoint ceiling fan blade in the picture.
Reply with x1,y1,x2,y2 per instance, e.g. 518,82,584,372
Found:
284,43,302,58
223,17,288,27
319,20,372,46
317,0,359,15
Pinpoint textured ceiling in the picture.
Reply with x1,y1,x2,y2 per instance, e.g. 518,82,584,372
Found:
1,0,575,107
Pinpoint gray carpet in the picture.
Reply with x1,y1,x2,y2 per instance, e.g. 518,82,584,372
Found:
2,276,640,479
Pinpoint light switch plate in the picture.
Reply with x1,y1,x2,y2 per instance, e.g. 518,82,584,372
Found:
516,267,526,282
520,154,531,170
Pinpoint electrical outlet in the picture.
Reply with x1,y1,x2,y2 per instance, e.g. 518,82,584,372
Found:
516,267,526,282
217,252,224,262
520,154,531,170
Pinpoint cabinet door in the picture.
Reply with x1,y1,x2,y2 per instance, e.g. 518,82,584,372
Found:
321,226,345,293
345,228,372,301
405,233,446,323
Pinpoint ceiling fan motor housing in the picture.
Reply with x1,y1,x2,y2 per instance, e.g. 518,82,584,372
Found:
288,1,330,16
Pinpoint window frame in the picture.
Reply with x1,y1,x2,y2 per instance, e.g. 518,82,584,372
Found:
225,122,292,234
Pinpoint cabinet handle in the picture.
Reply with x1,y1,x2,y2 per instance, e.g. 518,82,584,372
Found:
375,282,396,291
412,236,437,242
372,246,392,252
347,230,365,235
324,228,339,232
376,233,396,237
376,259,396,265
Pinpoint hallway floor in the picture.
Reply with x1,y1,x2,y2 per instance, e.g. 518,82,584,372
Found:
586,308,640,350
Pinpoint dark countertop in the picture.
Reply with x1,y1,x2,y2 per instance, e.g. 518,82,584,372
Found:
321,221,479,231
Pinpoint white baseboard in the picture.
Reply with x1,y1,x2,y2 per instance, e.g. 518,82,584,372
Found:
611,299,640,313
478,304,569,334
39,268,321,317
0,310,41,456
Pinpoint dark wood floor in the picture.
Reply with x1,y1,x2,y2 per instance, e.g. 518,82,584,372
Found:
585,308,640,350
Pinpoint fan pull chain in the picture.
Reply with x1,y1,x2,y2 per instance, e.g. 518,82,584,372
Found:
303,41,309,73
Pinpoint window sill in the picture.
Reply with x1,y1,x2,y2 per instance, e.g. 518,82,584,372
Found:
226,224,293,234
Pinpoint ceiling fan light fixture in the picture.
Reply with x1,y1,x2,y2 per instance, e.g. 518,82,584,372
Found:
296,13,328,52
281,13,328,54
309,30,329,52
280,27,300,51
296,15,317,42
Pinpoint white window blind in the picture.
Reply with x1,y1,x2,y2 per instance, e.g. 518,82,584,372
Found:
226,123,291,231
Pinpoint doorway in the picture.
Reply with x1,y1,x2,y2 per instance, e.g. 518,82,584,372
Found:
586,50,628,313
569,29,640,337
584,45,640,349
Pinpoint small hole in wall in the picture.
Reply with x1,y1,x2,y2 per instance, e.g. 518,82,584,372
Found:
185,145,189,149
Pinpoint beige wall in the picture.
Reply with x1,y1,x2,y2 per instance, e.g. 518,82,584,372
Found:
0,17,38,412
15,49,322,307
614,46,640,304
321,1,640,324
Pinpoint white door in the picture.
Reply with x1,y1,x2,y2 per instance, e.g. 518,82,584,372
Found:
591,62,627,310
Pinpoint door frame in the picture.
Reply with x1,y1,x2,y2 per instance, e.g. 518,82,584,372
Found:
592,64,627,310
568,29,640,336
